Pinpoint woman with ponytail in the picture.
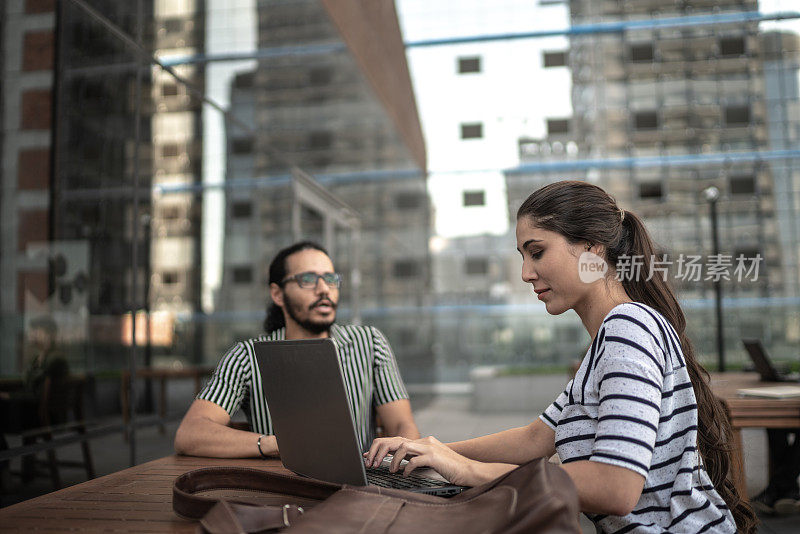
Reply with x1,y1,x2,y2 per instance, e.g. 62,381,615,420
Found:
366,181,756,533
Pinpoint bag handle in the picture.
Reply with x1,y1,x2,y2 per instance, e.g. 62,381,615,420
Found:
172,466,341,522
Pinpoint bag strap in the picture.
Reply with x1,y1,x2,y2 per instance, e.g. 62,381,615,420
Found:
172,466,341,523
199,501,305,534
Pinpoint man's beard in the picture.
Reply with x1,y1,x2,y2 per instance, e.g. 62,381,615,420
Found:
283,294,337,335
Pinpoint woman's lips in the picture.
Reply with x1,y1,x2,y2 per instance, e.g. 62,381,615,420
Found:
535,288,550,300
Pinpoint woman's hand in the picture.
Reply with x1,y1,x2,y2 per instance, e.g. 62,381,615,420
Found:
363,435,494,487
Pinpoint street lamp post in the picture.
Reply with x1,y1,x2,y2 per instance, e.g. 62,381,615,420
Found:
703,186,725,372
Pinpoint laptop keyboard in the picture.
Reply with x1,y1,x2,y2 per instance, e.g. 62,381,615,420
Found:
366,464,451,489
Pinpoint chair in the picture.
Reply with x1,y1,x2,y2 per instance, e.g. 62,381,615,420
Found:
17,375,95,489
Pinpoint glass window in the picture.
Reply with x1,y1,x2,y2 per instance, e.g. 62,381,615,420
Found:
308,131,333,148
161,205,181,220
232,266,253,284
395,192,423,210
543,51,567,67
161,83,179,97
4,2,800,502
730,175,756,195
460,123,483,139
639,182,664,200
236,72,255,87
725,105,751,125
457,56,481,73
719,36,746,57
629,43,654,62
231,138,253,154
547,118,569,135
231,202,252,218
163,18,184,33
393,260,420,278
465,257,489,275
161,143,180,158
309,67,333,85
634,111,659,130
463,190,485,206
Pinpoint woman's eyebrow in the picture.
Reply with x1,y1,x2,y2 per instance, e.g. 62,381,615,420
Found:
521,238,542,249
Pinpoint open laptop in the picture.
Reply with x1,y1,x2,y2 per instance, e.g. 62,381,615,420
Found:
741,339,800,382
254,338,467,497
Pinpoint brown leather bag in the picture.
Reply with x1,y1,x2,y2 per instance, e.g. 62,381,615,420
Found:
173,457,582,534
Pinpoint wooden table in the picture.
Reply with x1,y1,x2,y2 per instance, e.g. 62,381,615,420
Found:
0,455,299,532
710,372,800,497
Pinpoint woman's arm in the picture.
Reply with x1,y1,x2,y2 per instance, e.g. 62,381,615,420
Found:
366,435,518,486
365,421,646,516
363,418,557,486
447,418,556,464
365,417,555,469
561,461,645,516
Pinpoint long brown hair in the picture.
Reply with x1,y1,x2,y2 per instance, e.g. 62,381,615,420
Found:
517,180,756,533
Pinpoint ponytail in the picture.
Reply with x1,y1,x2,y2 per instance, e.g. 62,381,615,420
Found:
264,303,285,334
620,212,757,533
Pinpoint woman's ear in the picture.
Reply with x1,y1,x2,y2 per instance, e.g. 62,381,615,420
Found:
269,283,284,308
589,243,606,258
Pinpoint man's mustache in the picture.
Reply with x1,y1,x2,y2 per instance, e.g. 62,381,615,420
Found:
310,298,337,310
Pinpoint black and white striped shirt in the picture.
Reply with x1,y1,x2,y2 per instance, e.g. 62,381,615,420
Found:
197,324,409,450
541,303,735,533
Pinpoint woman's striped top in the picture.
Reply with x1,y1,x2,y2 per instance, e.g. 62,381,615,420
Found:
197,324,409,450
540,302,735,533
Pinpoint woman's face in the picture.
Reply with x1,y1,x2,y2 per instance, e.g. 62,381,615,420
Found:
515,216,593,315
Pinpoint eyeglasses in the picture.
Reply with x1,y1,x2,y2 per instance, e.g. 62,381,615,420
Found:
280,271,342,289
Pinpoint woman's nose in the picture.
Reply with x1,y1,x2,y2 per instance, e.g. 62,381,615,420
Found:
521,263,538,282
522,272,534,283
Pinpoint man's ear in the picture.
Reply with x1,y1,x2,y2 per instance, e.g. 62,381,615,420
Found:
269,283,284,308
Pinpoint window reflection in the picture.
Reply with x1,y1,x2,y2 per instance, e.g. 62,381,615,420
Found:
2,1,800,450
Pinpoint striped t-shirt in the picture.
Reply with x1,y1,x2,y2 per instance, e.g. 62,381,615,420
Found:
541,302,735,533
197,324,409,450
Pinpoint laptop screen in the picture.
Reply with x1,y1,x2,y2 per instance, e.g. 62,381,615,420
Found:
254,338,370,486
742,339,782,382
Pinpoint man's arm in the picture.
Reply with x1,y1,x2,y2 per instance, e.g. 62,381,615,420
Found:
375,399,420,439
174,399,278,458
368,327,419,439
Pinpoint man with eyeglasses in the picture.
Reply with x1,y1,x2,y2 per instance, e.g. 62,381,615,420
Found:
174,241,420,458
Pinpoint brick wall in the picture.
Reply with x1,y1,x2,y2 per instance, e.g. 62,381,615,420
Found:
18,148,51,190
22,30,54,71
17,208,49,252
20,88,52,130
25,0,56,14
